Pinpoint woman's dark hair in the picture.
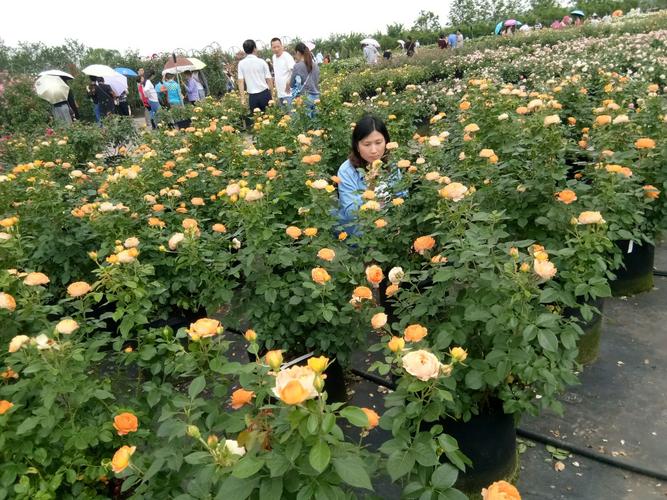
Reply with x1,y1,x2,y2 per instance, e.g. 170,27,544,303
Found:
295,42,314,73
243,39,256,54
349,114,390,167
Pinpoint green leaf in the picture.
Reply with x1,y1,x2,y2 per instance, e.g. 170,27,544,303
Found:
431,464,458,490
309,440,331,473
464,370,483,390
232,456,265,479
259,477,283,500
184,451,212,465
340,406,370,427
16,417,39,435
537,330,558,352
332,457,373,490
387,450,416,481
216,476,259,500
188,375,206,399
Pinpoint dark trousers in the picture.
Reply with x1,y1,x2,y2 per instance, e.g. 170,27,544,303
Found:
248,89,271,112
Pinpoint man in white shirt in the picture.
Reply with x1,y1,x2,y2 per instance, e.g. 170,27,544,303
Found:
270,37,295,109
237,39,274,112
363,44,379,64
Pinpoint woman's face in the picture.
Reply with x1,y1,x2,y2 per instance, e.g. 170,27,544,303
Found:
295,51,303,62
357,130,386,165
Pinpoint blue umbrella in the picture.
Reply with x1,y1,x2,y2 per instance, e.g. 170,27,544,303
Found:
495,21,504,35
114,67,138,77
571,9,585,17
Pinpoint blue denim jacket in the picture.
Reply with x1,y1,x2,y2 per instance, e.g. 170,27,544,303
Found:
335,159,403,234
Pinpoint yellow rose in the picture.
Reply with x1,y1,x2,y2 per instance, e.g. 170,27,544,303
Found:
187,318,222,341
265,350,283,370
450,347,468,363
244,329,257,342
111,445,136,474
317,248,336,262
311,267,331,285
577,211,605,225
307,356,329,374
388,336,405,352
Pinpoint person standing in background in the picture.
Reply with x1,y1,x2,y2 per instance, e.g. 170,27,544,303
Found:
448,32,458,48
363,43,379,64
405,37,416,56
290,42,320,117
143,70,160,129
456,30,464,47
137,68,151,127
438,33,448,49
163,73,183,107
271,37,295,109
237,39,274,112
183,71,200,105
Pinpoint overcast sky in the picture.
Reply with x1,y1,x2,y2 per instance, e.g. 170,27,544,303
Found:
2,1,453,55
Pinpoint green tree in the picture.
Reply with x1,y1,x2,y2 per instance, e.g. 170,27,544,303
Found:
412,10,442,31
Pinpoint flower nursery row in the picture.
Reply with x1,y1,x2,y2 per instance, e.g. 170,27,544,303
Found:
0,18,666,500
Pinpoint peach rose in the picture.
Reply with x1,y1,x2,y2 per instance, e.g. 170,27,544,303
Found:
311,179,329,190
352,286,373,301
187,318,222,341
555,189,577,204
23,272,50,286
245,189,264,202
365,265,384,287
168,232,185,250
371,313,388,329
361,408,380,429
374,218,387,228
286,226,302,239
230,388,255,409
543,115,561,126
439,182,468,202
67,281,92,298
413,236,436,255
481,480,521,500
113,412,139,435
304,227,318,237
577,211,605,225
212,223,227,233
123,237,140,248
8,335,30,353
311,267,331,285
0,292,16,311
643,185,660,199
533,259,557,281
55,318,79,335
402,350,441,381
404,324,428,342
317,248,336,262
111,445,136,474
272,365,318,405
635,138,656,149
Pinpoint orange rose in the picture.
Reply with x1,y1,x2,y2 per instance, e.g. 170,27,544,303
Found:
481,480,521,500
413,236,436,255
67,281,92,298
385,283,399,297
113,412,139,435
635,138,656,149
148,217,165,228
338,231,348,241
352,286,373,301
404,324,428,342
317,248,336,262
361,408,380,429
230,388,255,409
0,400,14,415
111,445,136,474
286,226,302,239
304,227,318,237
595,115,611,126
212,223,227,233
311,267,331,285
555,189,577,204
643,185,660,199
459,101,471,111
374,218,387,228
365,265,384,287
182,218,198,231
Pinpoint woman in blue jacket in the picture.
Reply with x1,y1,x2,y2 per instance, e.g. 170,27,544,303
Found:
336,115,401,235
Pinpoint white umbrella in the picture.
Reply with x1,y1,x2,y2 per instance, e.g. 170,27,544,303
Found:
104,74,128,96
82,64,119,77
39,69,74,79
35,75,70,104
188,57,207,70
397,39,405,47
305,41,316,51
361,38,380,48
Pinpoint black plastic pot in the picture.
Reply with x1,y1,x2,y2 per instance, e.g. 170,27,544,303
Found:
174,119,192,129
430,398,517,493
610,240,655,296
564,298,604,365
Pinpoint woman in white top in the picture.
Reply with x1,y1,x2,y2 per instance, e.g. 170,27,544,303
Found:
143,70,160,129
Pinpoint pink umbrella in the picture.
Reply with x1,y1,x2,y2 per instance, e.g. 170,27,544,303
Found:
551,20,563,29
504,19,518,27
